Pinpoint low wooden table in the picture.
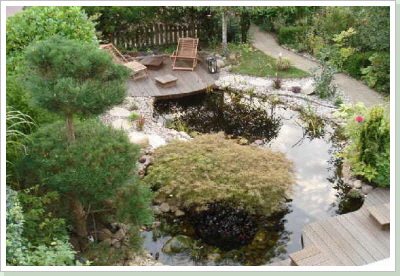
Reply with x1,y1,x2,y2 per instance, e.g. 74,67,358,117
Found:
124,61,148,81
154,74,178,88
140,56,165,70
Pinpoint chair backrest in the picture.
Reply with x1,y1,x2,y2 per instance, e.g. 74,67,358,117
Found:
176,38,199,58
99,43,128,63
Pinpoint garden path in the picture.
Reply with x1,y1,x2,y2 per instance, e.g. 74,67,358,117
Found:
249,24,387,109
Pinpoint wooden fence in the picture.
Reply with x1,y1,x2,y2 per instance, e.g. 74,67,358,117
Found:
111,23,198,50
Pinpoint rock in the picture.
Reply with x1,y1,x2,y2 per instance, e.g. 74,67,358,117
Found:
153,198,163,205
147,134,167,149
138,156,147,163
109,107,132,117
97,228,113,241
353,180,362,189
113,241,122,249
207,253,221,262
174,210,185,217
129,133,150,147
254,139,263,146
162,235,192,254
346,179,354,188
348,188,362,199
216,59,225,68
114,228,126,240
112,119,132,131
361,184,374,195
179,131,191,140
238,137,249,145
302,79,315,95
126,261,136,266
159,202,170,213
170,204,178,213
144,156,154,167
153,205,162,215
101,238,112,247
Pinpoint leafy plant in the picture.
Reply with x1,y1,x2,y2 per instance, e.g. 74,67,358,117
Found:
276,56,292,71
335,104,389,186
361,52,390,94
128,103,139,111
144,133,294,216
7,6,98,56
310,62,337,99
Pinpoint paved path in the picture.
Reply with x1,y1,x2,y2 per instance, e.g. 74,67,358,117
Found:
249,24,387,108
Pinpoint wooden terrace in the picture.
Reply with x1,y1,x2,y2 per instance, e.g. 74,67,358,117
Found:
269,188,390,266
126,56,219,99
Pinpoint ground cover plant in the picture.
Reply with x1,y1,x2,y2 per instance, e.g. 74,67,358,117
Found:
144,133,294,216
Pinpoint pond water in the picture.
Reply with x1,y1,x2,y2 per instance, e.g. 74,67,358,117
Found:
141,91,362,266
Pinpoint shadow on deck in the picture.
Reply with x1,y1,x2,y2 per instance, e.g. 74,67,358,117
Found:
126,57,219,99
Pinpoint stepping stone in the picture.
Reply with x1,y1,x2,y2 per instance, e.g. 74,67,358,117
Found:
367,204,390,230
289,246,337,266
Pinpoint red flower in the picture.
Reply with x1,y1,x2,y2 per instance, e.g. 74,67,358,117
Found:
356,116,364,123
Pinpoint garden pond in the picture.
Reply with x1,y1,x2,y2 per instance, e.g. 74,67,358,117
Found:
140,91,363,266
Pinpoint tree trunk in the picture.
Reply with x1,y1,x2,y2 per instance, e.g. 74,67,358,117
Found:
71,197,88,251
240,10,251,43
222,10,228,55
66,114,75,143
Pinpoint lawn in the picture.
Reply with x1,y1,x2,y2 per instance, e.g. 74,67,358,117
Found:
231,49,310,78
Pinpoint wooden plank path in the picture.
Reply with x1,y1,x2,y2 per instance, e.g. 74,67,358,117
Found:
301,188,390,266
126,57,219,99
267,188,390,266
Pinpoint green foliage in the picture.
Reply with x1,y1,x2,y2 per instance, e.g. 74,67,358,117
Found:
24,36,130,118
6,186,26,265
18,186,68,246
129,112,140,121
276,57,293,71
278,26,305,47
144,133,294,216
343,52,374,79
335,104,390,187
231,49,309,78
21,119,140,205
311,63,337,99
6,187,78,266
361,52,390,94
6,6,98,56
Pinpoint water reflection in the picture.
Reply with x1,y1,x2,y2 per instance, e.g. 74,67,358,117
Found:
148,91,361,265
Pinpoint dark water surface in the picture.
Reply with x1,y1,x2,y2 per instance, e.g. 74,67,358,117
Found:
141,91,362,266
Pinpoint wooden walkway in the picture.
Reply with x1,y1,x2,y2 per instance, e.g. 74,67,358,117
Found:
268,188,390,266
301,188,390,266
126,57,219,99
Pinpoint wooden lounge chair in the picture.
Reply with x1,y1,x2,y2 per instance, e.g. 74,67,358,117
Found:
170,37,199,71
99,43,148,81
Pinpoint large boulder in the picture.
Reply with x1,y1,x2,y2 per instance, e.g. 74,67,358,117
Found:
112,119,132,131
109,107,132,117
162,235,192,254
302,79,315,95
129,132,150,147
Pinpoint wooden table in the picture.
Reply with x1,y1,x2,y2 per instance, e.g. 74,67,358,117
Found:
154,74,178,88
124,61,148,80
140,56,165,70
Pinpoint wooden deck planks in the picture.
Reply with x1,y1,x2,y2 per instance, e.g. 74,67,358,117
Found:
298,188,390,266
127,57,217,99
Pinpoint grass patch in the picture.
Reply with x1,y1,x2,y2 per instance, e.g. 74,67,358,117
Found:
231,50,310,78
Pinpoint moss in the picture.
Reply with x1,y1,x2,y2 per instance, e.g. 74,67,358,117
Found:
144,133,295,216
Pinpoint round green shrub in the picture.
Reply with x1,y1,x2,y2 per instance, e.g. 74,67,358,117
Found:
278,26,305,46
144,133,294,216
6,6,98,56
343,52,373,79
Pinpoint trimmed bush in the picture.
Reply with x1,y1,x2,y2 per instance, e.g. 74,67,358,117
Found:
278,26,305,46
144,133,294,216
343,52,374,79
